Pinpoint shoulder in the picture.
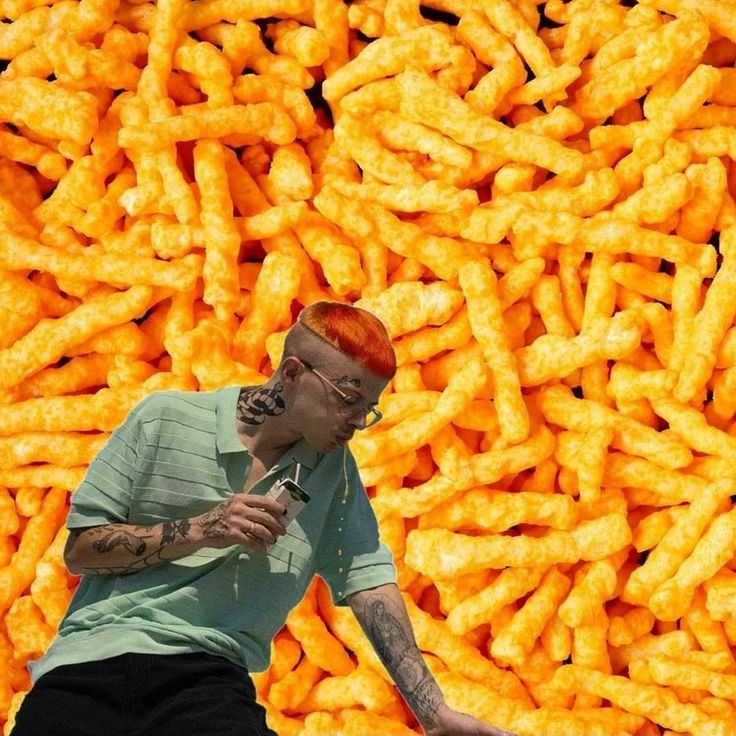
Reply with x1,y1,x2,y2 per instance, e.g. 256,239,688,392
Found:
130,389,217,433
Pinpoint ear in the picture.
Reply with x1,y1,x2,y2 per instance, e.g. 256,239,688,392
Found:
280,356,304,384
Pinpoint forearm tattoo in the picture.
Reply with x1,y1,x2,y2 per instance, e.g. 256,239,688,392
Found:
197,504,229,540
236,384,286,425
75,518,192,575
354,594,444,727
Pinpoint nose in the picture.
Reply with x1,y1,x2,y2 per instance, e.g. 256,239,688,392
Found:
347,412,367,430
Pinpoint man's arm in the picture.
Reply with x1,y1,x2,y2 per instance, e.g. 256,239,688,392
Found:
63,493,288,575
348,583,515,736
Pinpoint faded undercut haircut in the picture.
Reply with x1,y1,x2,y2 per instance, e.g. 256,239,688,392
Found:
282,301,397,379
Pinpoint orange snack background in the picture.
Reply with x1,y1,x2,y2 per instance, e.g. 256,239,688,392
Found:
2,0,736,734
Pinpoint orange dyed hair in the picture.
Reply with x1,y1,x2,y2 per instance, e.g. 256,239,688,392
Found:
291,301,396,379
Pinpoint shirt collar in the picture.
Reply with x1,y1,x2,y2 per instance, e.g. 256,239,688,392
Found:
215,385,322,470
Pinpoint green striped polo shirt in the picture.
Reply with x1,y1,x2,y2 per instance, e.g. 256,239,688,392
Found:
28,385,396,683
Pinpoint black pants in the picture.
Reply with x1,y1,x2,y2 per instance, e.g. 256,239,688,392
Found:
11,652,278,736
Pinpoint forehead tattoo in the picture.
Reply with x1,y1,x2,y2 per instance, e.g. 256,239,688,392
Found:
332,374,362,388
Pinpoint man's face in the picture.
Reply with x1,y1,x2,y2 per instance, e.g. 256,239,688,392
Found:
285,353,389,454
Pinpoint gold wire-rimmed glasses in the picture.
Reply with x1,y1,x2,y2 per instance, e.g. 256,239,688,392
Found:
299,358,383,429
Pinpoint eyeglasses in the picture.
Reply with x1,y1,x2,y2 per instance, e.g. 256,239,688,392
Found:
299,359,383,428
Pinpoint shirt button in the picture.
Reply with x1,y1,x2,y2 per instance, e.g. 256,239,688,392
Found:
337,549,342,556
338,567,343,573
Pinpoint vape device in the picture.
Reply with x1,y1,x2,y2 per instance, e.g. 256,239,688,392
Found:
263,477,311,525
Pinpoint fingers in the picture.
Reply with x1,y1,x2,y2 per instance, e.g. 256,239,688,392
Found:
238,493,287,518
243,507,288,544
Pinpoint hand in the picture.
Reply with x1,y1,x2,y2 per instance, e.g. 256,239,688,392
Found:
424,705,516,736
193,493,287,553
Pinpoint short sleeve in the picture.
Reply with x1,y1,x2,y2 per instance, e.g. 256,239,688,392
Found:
316,449,396,606
66,406,145,529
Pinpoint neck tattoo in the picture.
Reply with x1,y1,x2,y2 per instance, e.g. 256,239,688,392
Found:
237,384,286,425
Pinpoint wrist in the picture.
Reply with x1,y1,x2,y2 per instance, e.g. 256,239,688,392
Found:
420,700,451,734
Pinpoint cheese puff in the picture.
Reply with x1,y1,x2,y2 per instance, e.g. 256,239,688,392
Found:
704,569,736,623
649,508,736,621
574,426,612,504
666,263,704,379
572,608,612,703
613,630,694,672
354,281,462,339
480,0,552,77
286,586,353,677
643,139,691,188
504,63,581,109
350,356,485,467
607,363,675,402
684,588,736,668
610,262,673,304
0,432,107,469
0,228,201,290
342,709,416,736
14,487,45,517
419,489,577,534
231,77,315,142
266,20,330,68
191,140,239,321
118,103,296,149
623,481,732,607
268,655,323,712
174,39,233,108
530,275,575,339
648,655,736,700
79,167,136,239
575,13,709,121
291,211,363,297
612,173,692,227
38,29,140,91
541,611,572,663
458,258,528,443
0,78,98,145
333,177,477,215
183,0,310,31
0,284,154,390
322,24,453,103
266,143,313,203
402,594,533,706
0,125,66,181
605,452,707,507
30,536,73,629
296,665,397,714
577,220,716,276
491,567,570,667
393,308,471,368
382,0,425,35
559,557,619,629
437,670,621,736
652,398,736,458
314,186,477,280
456,11,525,116
677,127,736,162
677,158,728,244
672,228,736,402
231,252,300,368
106,355,158,388
434,569,493,615
550,665,732,736
69,321,152,358
428,423,475,486
334,113,424,185
398,67,584,179
515,310,641,387
608,607,656,648
471,424,555,485
5,596,55,664
0,487,19,536
0,487,65,615
633,507,689,553
300,711,342,736
405,512,631,580
642,0,736,42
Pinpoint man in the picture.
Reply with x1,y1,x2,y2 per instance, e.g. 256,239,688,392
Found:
13,301,514,736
